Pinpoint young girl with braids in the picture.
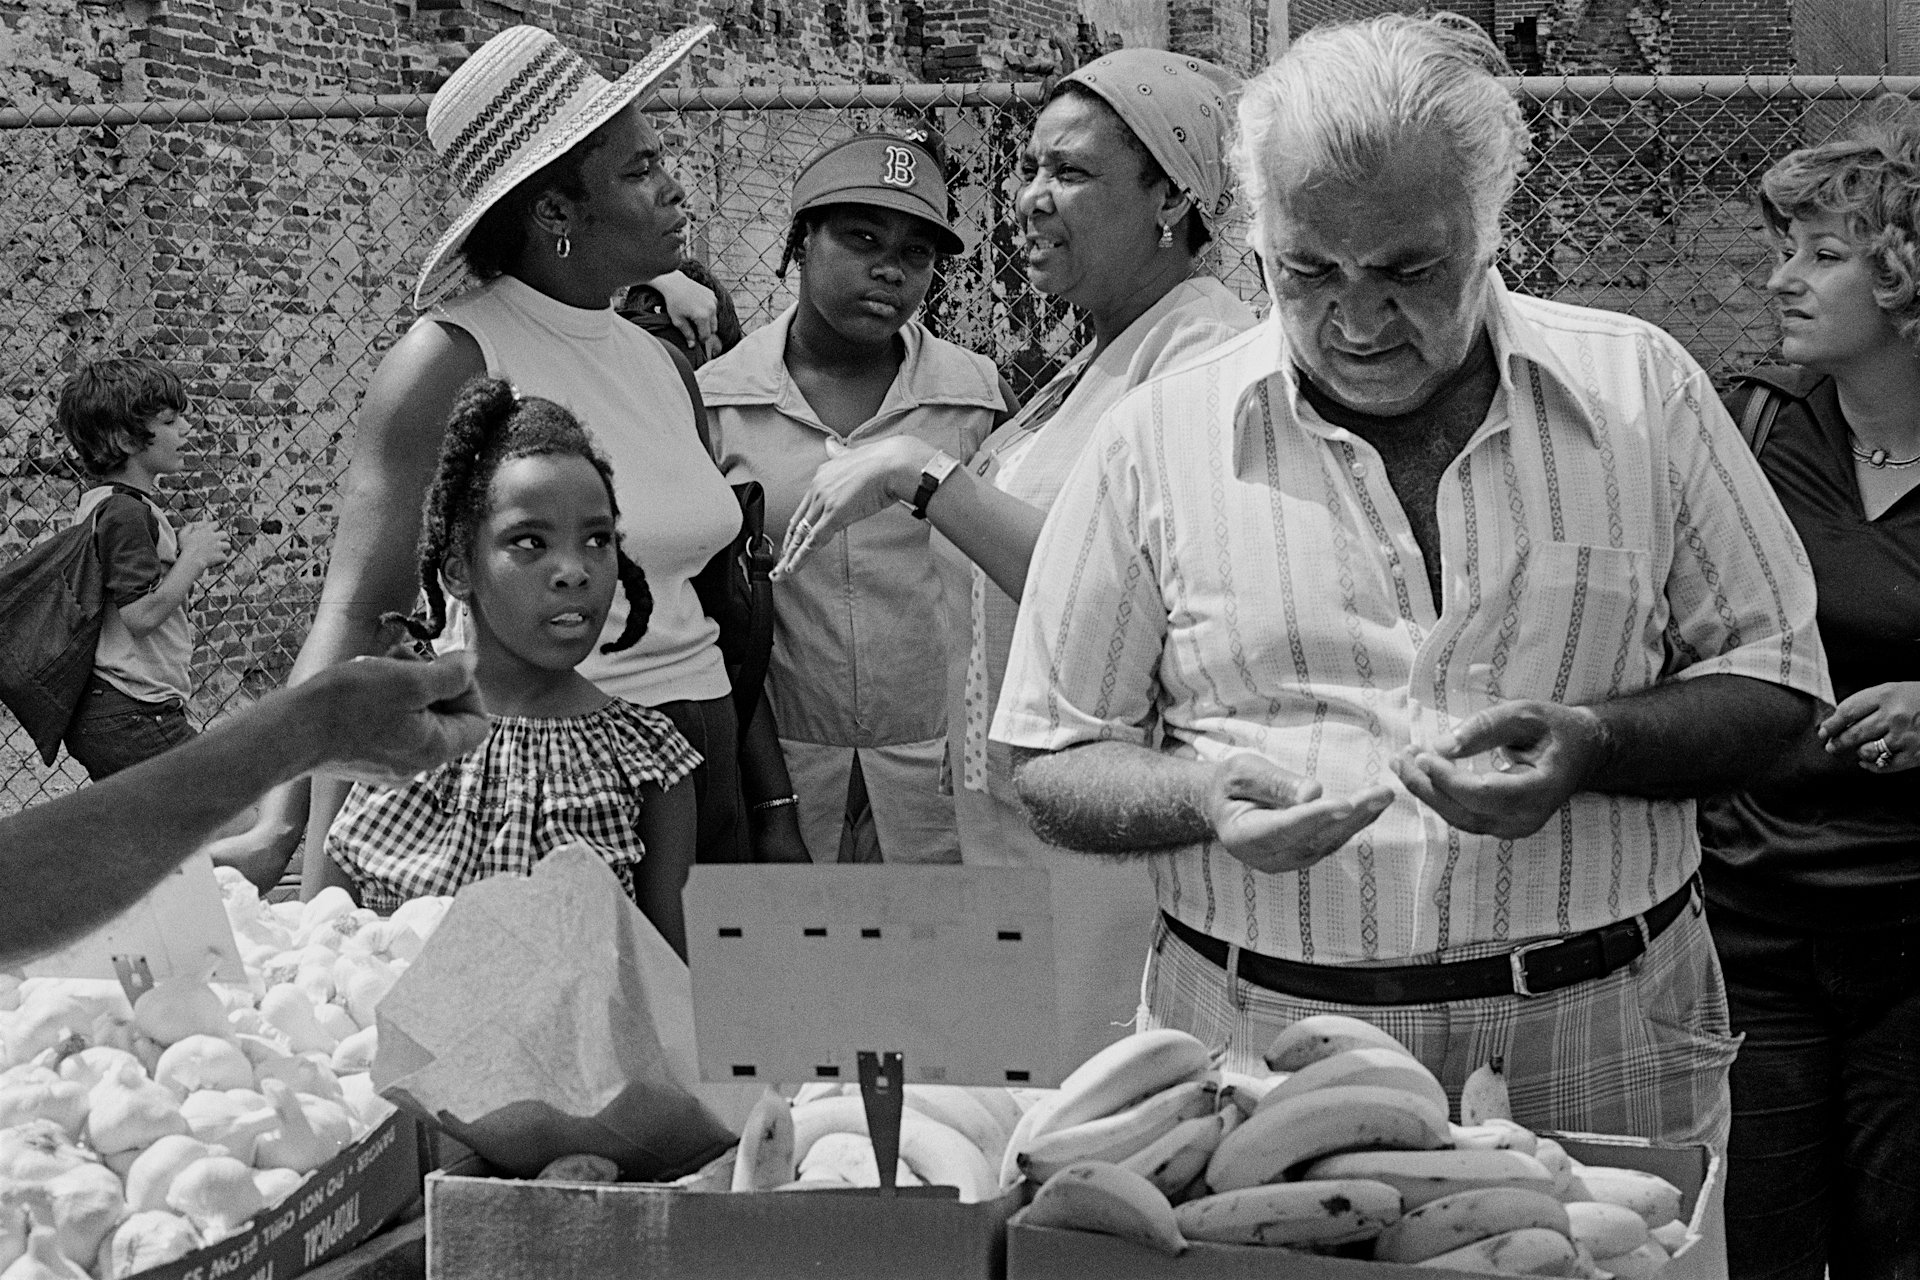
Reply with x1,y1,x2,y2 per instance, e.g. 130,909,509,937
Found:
322,378,702,955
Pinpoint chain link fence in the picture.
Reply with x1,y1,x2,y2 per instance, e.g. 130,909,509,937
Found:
1,76,1911,815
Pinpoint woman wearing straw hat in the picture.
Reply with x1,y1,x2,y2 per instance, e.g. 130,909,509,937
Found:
698,131,1018,865
774,51,1257,1063
217,23,811,893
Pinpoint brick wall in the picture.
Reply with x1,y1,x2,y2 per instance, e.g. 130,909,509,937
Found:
2,0,1262,778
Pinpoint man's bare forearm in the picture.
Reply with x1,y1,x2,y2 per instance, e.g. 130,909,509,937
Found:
0,688,331,965
1011,741,1214,854
1585,674,1818,797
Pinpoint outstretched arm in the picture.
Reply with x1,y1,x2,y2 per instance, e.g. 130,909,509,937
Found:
0,655,487,967
1013,743,1394,874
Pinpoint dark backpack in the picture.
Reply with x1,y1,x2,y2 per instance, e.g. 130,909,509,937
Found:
0,507,108,764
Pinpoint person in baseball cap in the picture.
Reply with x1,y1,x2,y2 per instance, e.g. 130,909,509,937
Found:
777,130,967,275
697,128,1014,868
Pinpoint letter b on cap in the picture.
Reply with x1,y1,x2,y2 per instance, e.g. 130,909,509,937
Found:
882,144,917,187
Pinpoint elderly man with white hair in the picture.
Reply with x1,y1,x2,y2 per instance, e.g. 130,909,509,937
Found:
993,11,1831,1152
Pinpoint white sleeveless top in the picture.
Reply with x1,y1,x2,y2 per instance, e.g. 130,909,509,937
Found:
430,275,736,707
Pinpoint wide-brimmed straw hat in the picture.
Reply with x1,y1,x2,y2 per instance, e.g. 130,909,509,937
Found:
413,23,713,306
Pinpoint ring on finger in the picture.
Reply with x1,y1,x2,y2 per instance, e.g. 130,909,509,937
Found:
1867,736,1894,768
793,518,813,541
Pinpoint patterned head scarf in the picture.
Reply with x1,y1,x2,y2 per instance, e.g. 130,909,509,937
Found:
1061,48,1240,226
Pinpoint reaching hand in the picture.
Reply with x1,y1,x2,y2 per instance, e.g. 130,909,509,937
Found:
1393,700,1606,839
178,520,232,571
305,652,490,787
648,270,721,361
1206,752,1394,874
774,436,932,579
1819,681,1920,774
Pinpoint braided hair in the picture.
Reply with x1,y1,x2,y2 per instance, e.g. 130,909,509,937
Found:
384,376,651,655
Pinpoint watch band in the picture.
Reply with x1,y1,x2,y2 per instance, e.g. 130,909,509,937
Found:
908,450,962,520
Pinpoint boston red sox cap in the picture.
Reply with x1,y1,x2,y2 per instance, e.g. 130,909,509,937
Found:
789,132,965,256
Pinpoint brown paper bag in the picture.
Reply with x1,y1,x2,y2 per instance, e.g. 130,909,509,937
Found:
371,844,737,1179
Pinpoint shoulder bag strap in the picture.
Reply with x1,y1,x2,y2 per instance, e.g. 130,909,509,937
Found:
1737,382,1783,458
648,333,775,722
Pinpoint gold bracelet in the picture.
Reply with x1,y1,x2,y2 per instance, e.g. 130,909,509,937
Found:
751,794,799,811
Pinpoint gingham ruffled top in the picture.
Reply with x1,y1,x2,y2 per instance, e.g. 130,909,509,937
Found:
325,699,700,914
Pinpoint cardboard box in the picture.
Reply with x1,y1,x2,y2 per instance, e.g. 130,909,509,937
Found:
426,1159,1025,1280
127,1110,424,1280
1007,1134,1719,1280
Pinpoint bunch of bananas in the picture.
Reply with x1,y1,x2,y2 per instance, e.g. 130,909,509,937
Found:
1006,1017,1697,1276
671,1082,1030,1201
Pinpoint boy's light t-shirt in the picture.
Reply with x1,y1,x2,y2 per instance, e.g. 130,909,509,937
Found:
78,483,193,705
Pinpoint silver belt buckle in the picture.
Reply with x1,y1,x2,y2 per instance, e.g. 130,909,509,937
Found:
1508,938,1561,998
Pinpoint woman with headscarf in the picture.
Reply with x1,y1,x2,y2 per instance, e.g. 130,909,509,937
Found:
1698,103,1920,1280
212,24,810,895
775,51,1258,1063
697,133,1017,865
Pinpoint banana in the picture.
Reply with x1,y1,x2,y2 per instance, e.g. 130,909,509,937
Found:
1594,1238,1669,1279
796,1131,922,1188
965,1087,1027,1140
1001,1093,1059,1189
1460,1059,1513,1126
1175,1178,1403,1247
1264,1014,1413,1072
1220,1070,1285,1118
1259,1047,1450,1121
672,1145,737,1192
1019,1079,1217,1182
1564,1200,1648,1258
1303,1148,1555,1210
1533,1137,1575,1197
789,1095,997,1201
1562,1165,1682,1229
898,1116,998,1202
730,1088,796,1192
1020,1160,1188,1256
1034,1029,1214,1140
1119,1113,1228,1198
1648,1220,1691,1253
1207,1084,1451,1193
1374,1187,1572,1264
904,1084,1013,1168
1415,1226,1579,1274
1452,1122,1541,1156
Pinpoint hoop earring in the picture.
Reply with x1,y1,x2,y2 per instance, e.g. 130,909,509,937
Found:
555,234,571,260
1157,223,1174,249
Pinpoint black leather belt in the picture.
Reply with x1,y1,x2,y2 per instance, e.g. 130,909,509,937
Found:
1161,874,1700,1006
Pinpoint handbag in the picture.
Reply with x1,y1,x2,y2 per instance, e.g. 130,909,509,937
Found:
657,339,776,723
0,504,109,764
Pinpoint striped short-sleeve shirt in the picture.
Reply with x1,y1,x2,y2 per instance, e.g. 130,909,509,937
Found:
992,275,1831,963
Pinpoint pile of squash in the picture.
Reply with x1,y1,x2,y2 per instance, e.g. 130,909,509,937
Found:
0,872,449,1279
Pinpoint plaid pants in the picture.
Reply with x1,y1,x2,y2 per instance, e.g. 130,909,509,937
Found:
1142,895,1738,1154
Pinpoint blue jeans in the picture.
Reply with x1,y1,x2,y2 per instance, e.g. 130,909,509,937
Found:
63,677,195,780
1712,901,1920,1280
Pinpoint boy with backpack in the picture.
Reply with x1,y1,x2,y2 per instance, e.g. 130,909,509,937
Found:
56,356,229,779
